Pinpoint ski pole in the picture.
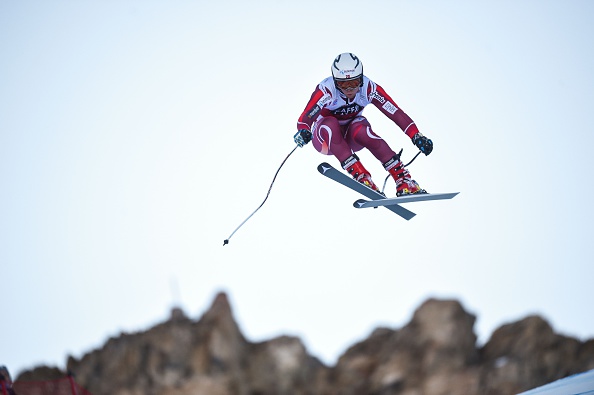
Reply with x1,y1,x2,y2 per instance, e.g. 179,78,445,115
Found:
223,144,299,246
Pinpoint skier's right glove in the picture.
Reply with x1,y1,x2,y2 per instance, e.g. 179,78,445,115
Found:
412,133,433,156
294,129,312,147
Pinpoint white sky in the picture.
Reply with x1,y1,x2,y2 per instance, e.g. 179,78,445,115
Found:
2,0,594,377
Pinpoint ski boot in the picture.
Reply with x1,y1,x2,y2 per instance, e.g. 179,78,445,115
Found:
341,154,381,192
383,153,426,196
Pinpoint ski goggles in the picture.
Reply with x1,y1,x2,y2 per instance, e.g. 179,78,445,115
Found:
336,78,361,91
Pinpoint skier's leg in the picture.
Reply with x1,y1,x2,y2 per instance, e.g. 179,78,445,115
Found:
347,117,424,195
383,153,426,196
311,116,352,161
312,116,380,191
340,153,381,192
346,117,396,163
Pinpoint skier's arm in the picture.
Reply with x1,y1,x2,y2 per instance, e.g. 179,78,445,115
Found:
368,83,433,155
297,86,327,133
368,83,419,138
295,84,334,147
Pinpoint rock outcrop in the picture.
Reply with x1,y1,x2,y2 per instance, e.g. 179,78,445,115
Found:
15,292,594,395
330,299,481,395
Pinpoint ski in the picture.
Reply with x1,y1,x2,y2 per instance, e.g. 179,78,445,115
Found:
317,162,416,220
354,192,459,209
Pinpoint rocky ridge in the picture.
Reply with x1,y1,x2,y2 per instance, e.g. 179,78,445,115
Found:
16,292,594,395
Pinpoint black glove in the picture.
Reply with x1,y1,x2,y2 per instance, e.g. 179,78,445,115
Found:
294,129,312,147
412,133,433,155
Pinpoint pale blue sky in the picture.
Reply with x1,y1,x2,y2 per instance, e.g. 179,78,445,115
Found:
2,1,594,377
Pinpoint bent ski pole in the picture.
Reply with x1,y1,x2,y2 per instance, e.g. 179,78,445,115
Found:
223,144,299,246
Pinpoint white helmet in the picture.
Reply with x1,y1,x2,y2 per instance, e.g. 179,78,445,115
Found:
331,52,363,86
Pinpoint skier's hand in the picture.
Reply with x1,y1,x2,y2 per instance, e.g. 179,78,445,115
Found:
412,133,433,155
294,129,312,147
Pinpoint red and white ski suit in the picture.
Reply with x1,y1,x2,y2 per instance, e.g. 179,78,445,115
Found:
297,76,420,165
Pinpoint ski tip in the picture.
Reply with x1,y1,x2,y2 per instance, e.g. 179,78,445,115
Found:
223,239,229,246
353,199,369,209
317,162,332,174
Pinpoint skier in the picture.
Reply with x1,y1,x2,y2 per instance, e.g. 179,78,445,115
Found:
295,52,433,196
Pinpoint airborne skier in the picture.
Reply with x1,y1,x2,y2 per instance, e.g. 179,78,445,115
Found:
224,52,441,244
295,52,434,196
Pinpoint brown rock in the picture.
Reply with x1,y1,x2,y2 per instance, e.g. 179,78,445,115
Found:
12,294,594,395
479,315,582,393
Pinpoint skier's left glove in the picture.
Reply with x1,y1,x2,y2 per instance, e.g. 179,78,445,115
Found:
412,133,433,155
294,129,312,147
